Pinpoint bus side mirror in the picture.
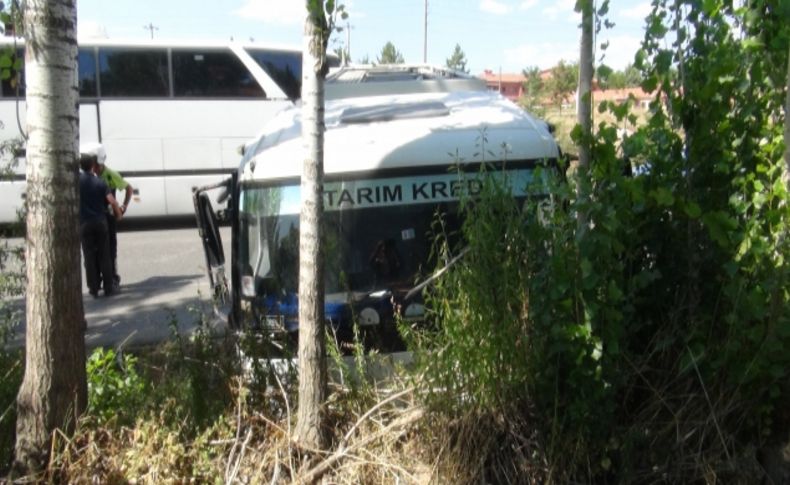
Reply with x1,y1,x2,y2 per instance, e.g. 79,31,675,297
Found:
196,192,225,268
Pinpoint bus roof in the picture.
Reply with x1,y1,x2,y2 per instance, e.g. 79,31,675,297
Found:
0,36,303,52
325,65,487,100
239,88,559,183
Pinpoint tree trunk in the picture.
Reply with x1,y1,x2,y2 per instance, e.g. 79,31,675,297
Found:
577,0,593,171
295,5,328,451
14,0,86,474
576,0,594,232
784,43,790,190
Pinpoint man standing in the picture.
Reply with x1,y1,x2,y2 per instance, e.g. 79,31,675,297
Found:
79,153,123,297
80,143,133,287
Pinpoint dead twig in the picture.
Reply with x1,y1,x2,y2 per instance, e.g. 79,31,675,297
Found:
343,387,414,443
686,345,732,462
225,381,246,482
273,368,296,483
270,450,281,485
297,407,425,484
227,427,252,484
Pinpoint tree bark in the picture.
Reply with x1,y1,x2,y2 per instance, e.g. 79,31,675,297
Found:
576,0,594,231
784,43,790,190
14,0,86,474
295,5,328,451
577,0,593,171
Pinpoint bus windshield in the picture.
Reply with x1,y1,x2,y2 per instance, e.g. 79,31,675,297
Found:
238,167,536,305
239,184,457,300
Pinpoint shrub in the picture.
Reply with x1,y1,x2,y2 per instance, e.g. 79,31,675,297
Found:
410,3,790,480
86,347,146,426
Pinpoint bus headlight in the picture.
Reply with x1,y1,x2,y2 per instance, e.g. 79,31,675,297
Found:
241,275,255,297
359,307,380,326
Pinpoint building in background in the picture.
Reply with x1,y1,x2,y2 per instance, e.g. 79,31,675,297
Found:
479,69,552,102
479,69,654,112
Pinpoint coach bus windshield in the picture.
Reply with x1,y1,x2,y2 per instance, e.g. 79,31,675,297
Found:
239,168,535,306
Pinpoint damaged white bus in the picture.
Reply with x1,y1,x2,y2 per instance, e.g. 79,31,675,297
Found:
194,65,561,350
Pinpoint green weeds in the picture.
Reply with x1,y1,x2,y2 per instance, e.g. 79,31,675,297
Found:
86,348,146,426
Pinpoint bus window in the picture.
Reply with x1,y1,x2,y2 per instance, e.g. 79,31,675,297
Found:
0,48,24,98
245,48,301,100
172,48,264,98
78,48,98,97
98,48,169,97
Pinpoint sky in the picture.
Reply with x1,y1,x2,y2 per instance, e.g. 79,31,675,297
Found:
77,0,654,74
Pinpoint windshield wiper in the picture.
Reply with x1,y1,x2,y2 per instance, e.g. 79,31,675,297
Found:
404,246,470,301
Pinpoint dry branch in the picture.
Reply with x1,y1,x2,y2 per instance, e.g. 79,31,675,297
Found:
297,407,424,484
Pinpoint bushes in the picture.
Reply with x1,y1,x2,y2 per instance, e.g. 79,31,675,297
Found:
0,239,24,474
86,348,146,426
409,3,790,481
411,128,788,481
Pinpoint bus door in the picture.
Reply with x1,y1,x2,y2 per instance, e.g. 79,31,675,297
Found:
193,175,238,326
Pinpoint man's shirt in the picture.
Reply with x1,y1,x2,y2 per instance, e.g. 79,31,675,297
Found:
100,166,128,191
80,172,110,223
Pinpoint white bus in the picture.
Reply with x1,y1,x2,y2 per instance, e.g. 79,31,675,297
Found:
194,65,560,349
0,38,339,223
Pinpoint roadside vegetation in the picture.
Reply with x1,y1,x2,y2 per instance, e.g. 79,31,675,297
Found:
0,133,26,475
1,0,789,483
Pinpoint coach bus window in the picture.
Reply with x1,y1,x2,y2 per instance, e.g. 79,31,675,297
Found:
245,48,301,100
78,48,98,97
172,49,264,98
0,48,24,98
98,48,169,97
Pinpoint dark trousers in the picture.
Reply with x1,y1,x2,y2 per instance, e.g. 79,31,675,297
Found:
81,218,113,295
106,213,119,281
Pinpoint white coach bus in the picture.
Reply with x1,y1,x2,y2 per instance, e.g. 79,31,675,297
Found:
0,38,339,223
194,65,560,349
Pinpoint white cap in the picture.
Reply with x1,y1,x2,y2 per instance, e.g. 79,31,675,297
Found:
80,142,106,165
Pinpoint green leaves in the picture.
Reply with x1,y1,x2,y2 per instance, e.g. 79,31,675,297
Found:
702,211,737,246
649,187,674,206
306,0,323,16
683,201,702,218
87,347,146,425
411,2,790,480
702,0,722,17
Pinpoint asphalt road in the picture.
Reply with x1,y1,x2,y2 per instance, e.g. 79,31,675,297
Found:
7,221,231,350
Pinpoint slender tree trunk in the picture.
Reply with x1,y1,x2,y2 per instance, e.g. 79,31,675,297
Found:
577,0,593,171
295,5,328,451
784,43,790,190
14,0,86,474
576,0,594,231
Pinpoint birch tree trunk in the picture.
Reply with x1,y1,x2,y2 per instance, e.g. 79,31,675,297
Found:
14,0,86,474
576,0,594,231
577,0,593,171
295,2,328,451
784,43,790,190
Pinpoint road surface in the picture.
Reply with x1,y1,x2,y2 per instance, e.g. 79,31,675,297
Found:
6,222,231,349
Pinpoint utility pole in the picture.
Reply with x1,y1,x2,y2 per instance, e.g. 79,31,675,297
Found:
143,22,158,39
423,0,428,63
345,21,352,65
